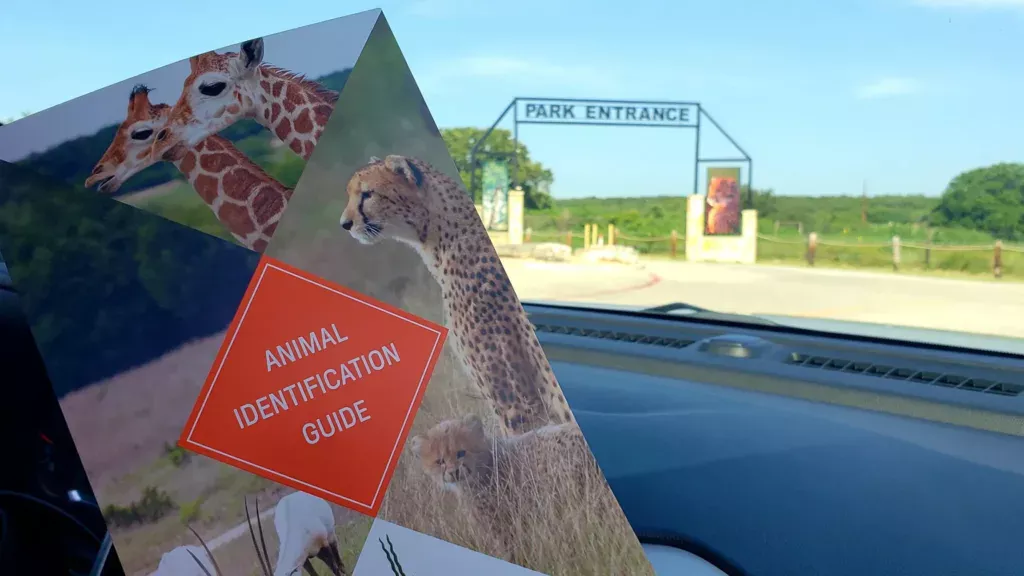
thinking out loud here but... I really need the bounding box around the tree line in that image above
[439,128,1023,242]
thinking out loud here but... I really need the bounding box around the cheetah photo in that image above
[261,26,656,572]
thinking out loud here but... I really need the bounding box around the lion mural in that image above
[705,176,742,235]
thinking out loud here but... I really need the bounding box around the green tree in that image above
[749,187,778,219]
[1,111,33,124]
[440,127,554,209]
[930,163,1024,240]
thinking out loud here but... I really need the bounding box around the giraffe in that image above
[150,37,338,163]
[87,84,293,253]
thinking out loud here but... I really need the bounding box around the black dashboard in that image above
[525,301,1024,576]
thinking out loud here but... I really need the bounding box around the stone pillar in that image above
[507,186,525,245]
[741,209,758,264]
[685,194,705,262]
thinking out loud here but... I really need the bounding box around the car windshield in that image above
[2,4,1022,358]
[439,8,1024,357]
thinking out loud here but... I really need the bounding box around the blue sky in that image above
[1,0,1022,198]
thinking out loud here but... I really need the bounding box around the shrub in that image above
[102,486,176,529]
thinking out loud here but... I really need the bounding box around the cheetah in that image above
[339,154,575,436]
[409,414,600,560]
[409,413,595,495]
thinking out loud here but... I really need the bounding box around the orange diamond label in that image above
[178,255,447,516]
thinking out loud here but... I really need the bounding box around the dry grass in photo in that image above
[379,352,654,576]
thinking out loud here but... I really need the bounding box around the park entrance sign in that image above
[472,97,759,264]
[519,99,698,127]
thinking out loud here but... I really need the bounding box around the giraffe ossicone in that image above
[150,37,338,164]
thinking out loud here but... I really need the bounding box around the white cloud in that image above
[911,0,1024,8]
[855,77,921,99]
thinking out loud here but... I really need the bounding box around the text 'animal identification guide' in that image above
[178,255,447,516]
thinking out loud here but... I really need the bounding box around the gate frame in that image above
[468,97,753,207]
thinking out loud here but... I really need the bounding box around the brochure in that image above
[0,9,655,575]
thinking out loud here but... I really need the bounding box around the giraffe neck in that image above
[171,135,293,253]
[251,66,337,161]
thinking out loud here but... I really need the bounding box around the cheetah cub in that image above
[409,413,600,524]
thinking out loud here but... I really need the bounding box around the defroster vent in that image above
[785,352,1024,397]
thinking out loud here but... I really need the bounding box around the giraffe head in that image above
[86,84,171,193]
[150,38,265,161]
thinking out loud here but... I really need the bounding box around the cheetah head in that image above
[340,155,429,246]
[409,413,494,492]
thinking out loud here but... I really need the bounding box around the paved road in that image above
[503,258,1024,345]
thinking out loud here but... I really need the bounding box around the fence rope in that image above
[615,233,672,242]
[756,234,806,245]
[529,229,1024,254]
[757,234,1024,253]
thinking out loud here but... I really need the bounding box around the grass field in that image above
[120,182,237,244]
[521,195,1024,281]
[121,184,1024,281]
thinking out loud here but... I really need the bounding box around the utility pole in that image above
[861,180,868,224]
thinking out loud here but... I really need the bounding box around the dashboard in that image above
[526,301,1024,576]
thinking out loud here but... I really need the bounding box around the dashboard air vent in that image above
[532,323,694,349]
[785,352,1024,397]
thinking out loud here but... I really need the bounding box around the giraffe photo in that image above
[87,84,293,252]
[0,21,360,252]
[0,13,375,575]
[83,36,340,252]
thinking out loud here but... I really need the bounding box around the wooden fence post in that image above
[892,235,901,272]
[670,230,678,258]
[925,229,934,269]
[608,224,615,246]
[525,227,532,243]
[583,224,591,249]
[806,232,818,266]
[566,230,572,247]
[995,240,1003,279]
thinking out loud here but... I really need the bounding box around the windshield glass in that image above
[1,3,1021,356]
[440,7,1024,355]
